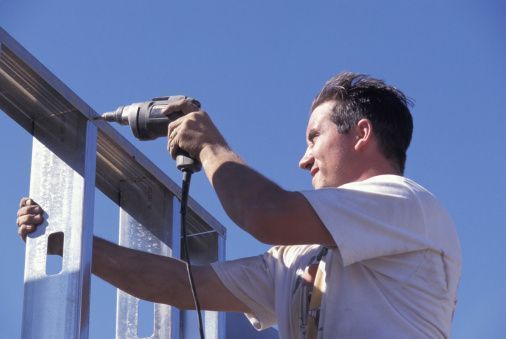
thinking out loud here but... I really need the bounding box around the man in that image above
[17,72,461,338]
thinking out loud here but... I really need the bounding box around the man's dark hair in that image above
[312,72,413,174]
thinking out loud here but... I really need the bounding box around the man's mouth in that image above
[310,167,319,177]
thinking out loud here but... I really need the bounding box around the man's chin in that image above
[312,179,326,189]
[312,174,343,189]
[313,177,344,189]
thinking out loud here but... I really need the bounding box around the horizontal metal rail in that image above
[0,27,225,240]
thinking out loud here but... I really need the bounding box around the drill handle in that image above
[141,97,203,173]
[176,150,202,173]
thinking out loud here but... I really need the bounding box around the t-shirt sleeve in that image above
[301,180,431,266]
[211,254,277,330]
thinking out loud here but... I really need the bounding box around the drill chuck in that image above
[101,108,129,125]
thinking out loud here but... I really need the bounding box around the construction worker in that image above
[17,72,461,338]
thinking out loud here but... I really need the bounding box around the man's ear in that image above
[354,119,373,151]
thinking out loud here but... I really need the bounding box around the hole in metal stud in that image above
[137,299,155,338]
[46,232,64,275]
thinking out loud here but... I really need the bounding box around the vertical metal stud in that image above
[204,232,226,339]
[22,121,97,339]
[115,179,175,339]
[217,235,227,339]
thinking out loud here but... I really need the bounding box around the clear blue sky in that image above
[0,1,505,338]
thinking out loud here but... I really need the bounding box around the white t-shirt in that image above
[212,175,462,338]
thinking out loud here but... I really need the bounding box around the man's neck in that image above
[350,158,401,184]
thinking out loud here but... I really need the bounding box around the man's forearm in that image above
[90,236,249,312]
[92,236,197,309]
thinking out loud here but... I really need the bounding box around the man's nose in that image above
[299,149,313,170]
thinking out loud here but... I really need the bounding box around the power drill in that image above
[101,95,202,173]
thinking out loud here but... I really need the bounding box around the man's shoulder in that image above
[342,174,429,194]
[335,174,445,209]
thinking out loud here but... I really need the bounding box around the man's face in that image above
[299,101,357,188]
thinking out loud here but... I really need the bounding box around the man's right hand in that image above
[16,197,44,242]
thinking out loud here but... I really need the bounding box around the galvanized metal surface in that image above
[0,26,228,338]
[115,179,174,339]
[182,217,226,339]
[22,121,97,339]
[216,235,227,338]
[204,232,227,339]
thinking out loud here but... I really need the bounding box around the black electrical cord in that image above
[180,169,205,339]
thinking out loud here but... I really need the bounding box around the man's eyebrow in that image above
[307,129,318,140]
